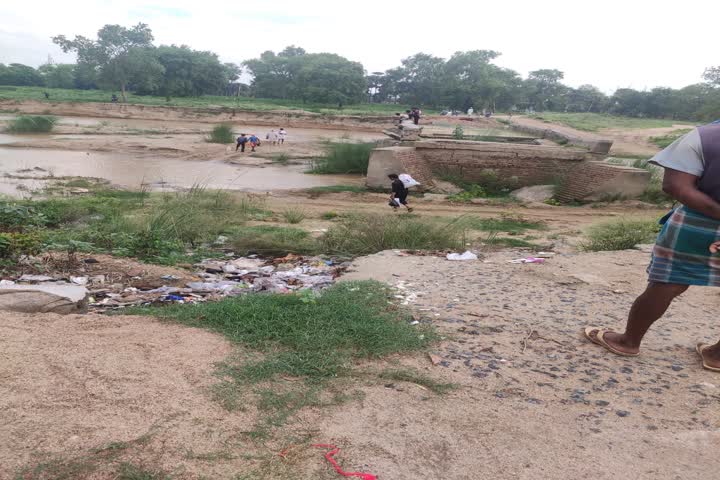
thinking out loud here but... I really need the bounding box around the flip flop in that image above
[696,343,720,372]
[583,327,640,357]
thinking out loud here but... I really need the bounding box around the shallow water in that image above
[0,147,362,197]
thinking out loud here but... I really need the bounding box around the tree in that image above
[243,47,366,104]
[0,63,44,86]
[526,69,567,111]
[38,63,76,89]
[703,66,720,87]
[566,85,607,113]
[53,23,160,101]
[150,45,238,97]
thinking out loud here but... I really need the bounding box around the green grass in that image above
[529,112,693,132]
[581,218,661,251]
[321,211,339,220]
[305,185,368,194]
[379,368,456,394]
[321,213,466,255]
[271,153,290,164]
[206,123,234,143]
[281,207,306,224]
[0,86,436,116]
[649,128,693,148]
[229,225,318,256]
[5,115,57,133]
[458,214,545,234]
[309,142,374,174]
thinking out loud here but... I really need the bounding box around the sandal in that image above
[583,327,640,357]
[696,343,720,372]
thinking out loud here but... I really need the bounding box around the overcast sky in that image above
[1,0,717,93]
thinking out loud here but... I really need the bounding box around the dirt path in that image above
[507,116,691,157]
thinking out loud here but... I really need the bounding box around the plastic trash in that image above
[508,257,545,264]
[446,251,478,261]
[399,173,421,188]
[164,294,185,302]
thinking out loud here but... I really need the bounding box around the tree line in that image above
[1,22,719,120]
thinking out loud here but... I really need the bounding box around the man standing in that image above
[585,124,720,371]
[388,174,413,213]
[278,128,287,144]
[236,133,248,152]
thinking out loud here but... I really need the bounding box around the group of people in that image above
[235,128,287,152]
[395,107,422,126]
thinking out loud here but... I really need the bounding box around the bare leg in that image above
[597,282,688,354]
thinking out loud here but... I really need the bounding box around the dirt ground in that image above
[1,102,713,479]
[506,115,690,157]
[3,250,720,479]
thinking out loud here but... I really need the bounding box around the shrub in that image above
[581,219,661,252]
[281,208,306,224]
[452,125,464,139]
[230,225,319,256]
[6,115,57,133]
[0,204,46,231]
[206,124,234,143]
[272,153,290,164]
[321,211,339,220]
[0,232,42,258]
[309,142,374,174]
[321,214,465,255]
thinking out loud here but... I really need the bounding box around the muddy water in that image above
[0,148,362,197]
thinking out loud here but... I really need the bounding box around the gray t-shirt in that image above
[649,128,704,177]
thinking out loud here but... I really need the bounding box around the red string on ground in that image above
[312,444,378,480]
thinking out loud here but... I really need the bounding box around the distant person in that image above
[43,91,50,100]
[278,128,287,144]
[111,94,118,103]
[467,107,474,115]
[267,129,278,145]
[411,107,421,125]
[236,133,248,152]
[388,174,413,213]
[248,134,260,152]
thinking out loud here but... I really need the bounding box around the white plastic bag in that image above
[399,173,420,188]
[446,251,478,261]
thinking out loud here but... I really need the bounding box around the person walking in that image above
[584,123,720,371]
[278,128,287,144]
[267,129,278,145]
[235,133,248,152]
[248,134,259,152]
[388,174,413,213]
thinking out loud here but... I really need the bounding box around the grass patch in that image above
[281,207,306,224]
[309,142,374,174]
[321,211,339,220]
[305,185,367,194]
[458,214,545,234]
[271,153,290,164]
[649,128,693,148]
[441,171,518,200]
[483,236,542,249]
[581,218,661,251]
[321,213,466,255]
[528,112,693,132]
[6,115,57,133]
[206,123,234,143]
[380,368,456,394]
[229,225,318,256]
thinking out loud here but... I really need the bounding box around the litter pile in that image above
[1,254,348,311]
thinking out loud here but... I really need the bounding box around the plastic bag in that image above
[399,174,420,188]
[446,251,478,261]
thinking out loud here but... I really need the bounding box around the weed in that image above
[581,218,661,251]
[321,214,466,255]
[379,368,457,394]
[649,128,693,148]
[458,214,545,234]
[6,115,57,133]
[116,463,171,480]
[281,207,306,224]
[321,211,339,220]
[309,142,374,174]
[271,153,290,164]
[229,225,318,256]
[452,125,464,139]
[206,123,234,143]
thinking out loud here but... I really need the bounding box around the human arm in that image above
[662,168,720,220]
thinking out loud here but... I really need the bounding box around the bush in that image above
[0,232,42,258]
[0,203,46,231]
[321,214,466,255]
[581,219,661,251]
[281,208,305,224]
[309,142,374,174]
[6,115,57,133]
[230,225,319,256]
[452,125,464,139]
[206,124,234,143]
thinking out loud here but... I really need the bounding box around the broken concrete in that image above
[0,284,88,314]
[511,185,556,203]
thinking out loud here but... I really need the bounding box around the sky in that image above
[0,0,717,93]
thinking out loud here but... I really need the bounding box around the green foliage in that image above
[321,211,339,220]
[206,123,234,143]
[582,219,661,251]
[530,112,693,132]
[281,207,305,224]
[271,153,289,164]
[650,128,693,148]
[0,63,44,86]
[452,125,464,139]
[0,232,42,258]
[321,214,466,255]
[448,185,487,202]
[6,115,57,133]
[229,225,318,256]
[459,214,545,234]
[129,281,432,381]
[309,142,374,174]
[244,46,366,104]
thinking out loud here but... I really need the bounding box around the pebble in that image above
[616,410,631,417]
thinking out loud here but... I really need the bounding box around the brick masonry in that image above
[554,161,650,202]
